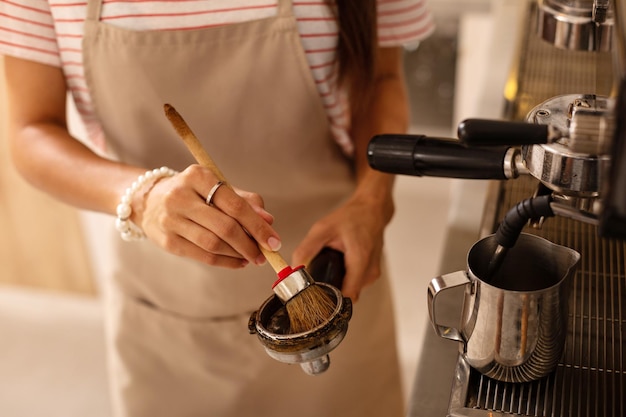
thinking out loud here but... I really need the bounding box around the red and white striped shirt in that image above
[0,0,434,154]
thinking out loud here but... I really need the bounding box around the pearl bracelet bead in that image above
[116,166,178,241]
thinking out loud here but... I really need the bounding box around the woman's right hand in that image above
[4,57,280,269]
[136,164,282,268]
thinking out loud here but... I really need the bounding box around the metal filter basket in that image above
[248,283,352,375]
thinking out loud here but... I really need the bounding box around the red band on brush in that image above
[272,265,305,288]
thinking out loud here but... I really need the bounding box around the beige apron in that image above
[83,0,403,415]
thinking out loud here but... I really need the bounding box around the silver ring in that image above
[205,181,225,206]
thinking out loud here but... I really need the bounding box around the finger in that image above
[250,205,275,225]
[349,244,385,301]
[363,249,383,287]
[176,216,243,259]
[187,206,266,264]
[231,189,274,224]
[235,189,265,209]
[160,232,249,269]
[292,223,336,267]
[340,244,379,302]
[292,241,326,269]
[341,256,366,302]
[204,180,225,207]
[202,182,281,252]
[150,179,264,264]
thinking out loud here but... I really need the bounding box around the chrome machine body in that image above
[368,0,626,415]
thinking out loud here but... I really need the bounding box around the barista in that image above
[0,0,435,416]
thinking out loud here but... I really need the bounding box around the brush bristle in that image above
[286,284,336,334]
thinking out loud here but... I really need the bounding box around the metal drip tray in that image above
[447,175,626,417]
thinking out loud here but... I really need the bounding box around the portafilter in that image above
[248,248,352,375]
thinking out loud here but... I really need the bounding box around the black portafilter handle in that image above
[308,247,345,290]
[367,134,511,180]
[457,118,550,146]
[495,195,555,248]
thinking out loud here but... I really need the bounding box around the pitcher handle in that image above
[427,271,470,343]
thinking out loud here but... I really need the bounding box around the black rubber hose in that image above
[495,195,555,248]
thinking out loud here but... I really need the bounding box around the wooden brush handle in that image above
[163,103,288,273]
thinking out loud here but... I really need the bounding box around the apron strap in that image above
[276,0,294,18]
[85,0,104,22]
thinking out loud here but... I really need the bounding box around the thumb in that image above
[292,238,326,268]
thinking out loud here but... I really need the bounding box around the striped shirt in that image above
[0,0,434,154]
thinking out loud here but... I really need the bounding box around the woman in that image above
[1,0,434,416]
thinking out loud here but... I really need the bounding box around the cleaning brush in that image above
[163,103,337,334]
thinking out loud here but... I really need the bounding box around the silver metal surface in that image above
[549,194,602,225]
[299,354,330,375]
[429,233,580,383]
[568,95,615,154]
[503,147,527,179]
[522,94,612,197]
[615,0,626,74]
[504,3,614,122]
[536,0,614,51]
[521,142,608,196]
[271,267,312,303]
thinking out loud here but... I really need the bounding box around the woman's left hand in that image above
[294,46,407,301]
[293,46,407,301]
[292,190,394,302]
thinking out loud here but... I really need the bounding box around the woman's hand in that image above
[4,57,281,270]
[136,164,282,269]
[292,46,407,301]
[292,187,394,301]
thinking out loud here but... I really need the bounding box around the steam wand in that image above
[486,195,555,280]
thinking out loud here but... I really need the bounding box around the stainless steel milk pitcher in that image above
[428,233,581,383]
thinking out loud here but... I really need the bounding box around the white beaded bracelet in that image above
[115,166,178,242]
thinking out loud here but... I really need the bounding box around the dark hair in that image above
[328,0,378,99]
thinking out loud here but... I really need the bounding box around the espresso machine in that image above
[369,0,626,415]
